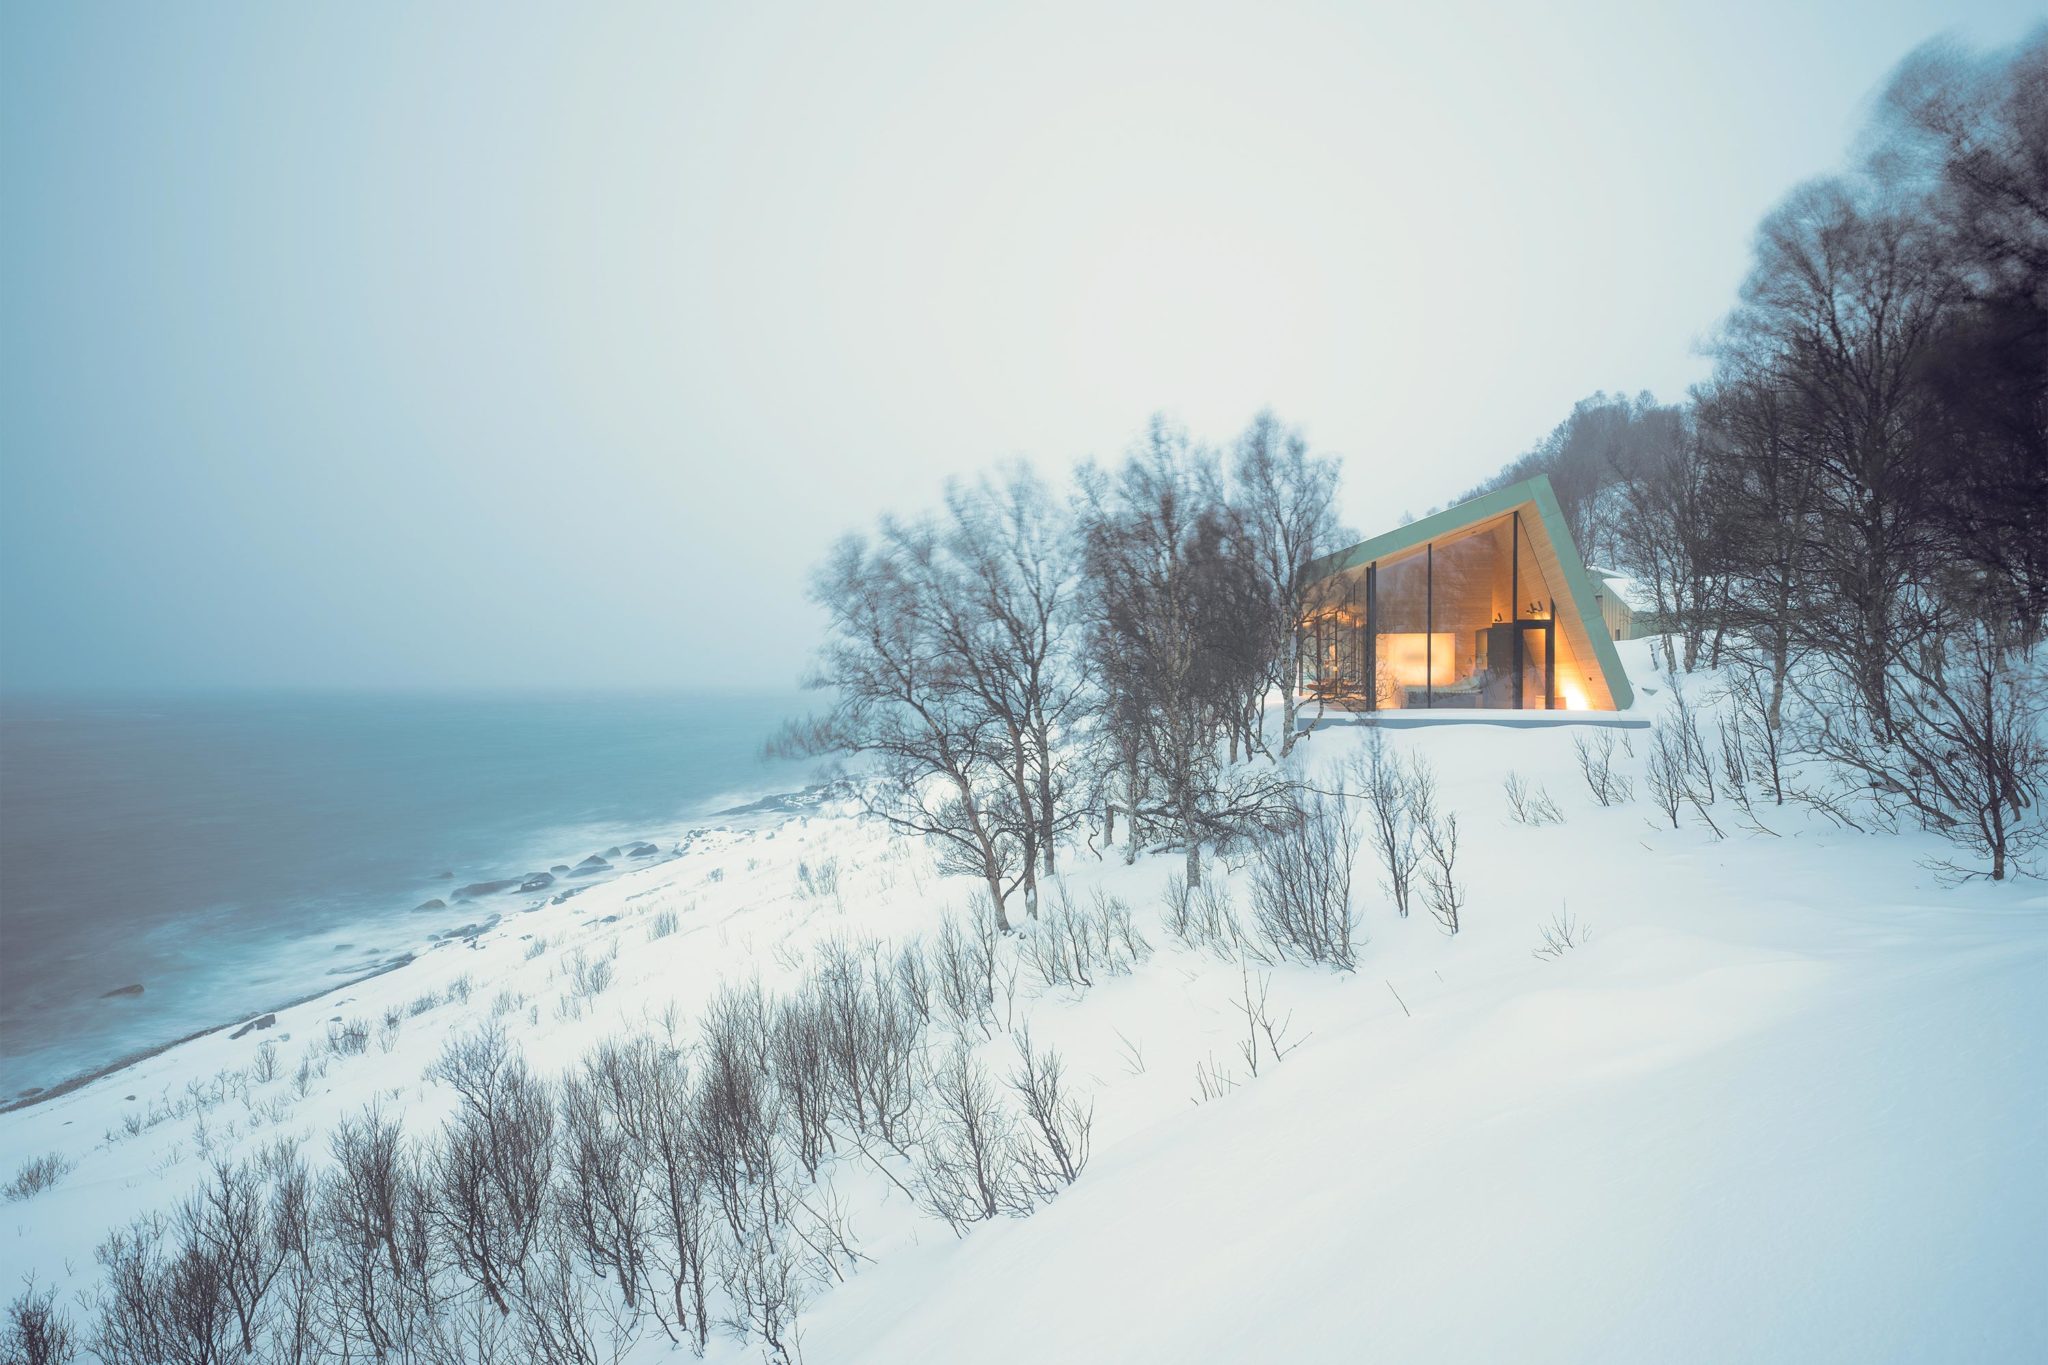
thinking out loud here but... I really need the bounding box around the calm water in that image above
[0,690,816,1100]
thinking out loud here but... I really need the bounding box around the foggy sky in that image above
[2,0,2037,691]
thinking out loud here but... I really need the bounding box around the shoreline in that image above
[0,952,421,1115]
[1,781,843,1114]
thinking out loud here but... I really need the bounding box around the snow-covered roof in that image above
[1586,566,1657,614]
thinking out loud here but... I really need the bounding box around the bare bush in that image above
[513,1225,644,1365]
[1503,772,1564,825]
[1231,965,1305,1078]
[690,983,784,1245]
[1532,908,1591,960]
[321,1103,441,1358]
[93,1144,310,1363]
[1799,629,2047,881]
[326,1017,371,1057]
[891,940,933,1024]
[1191,1055,1238,1103]
[916,1041,1035,1231]
[812,941,923,1146]
[1573,729,1634,805]
[795,857,842,906]
[429,1024,558,1316]
[559,1063,653,1317]
[1023,883,1150,989]
[1248,785,1358,969]
[1008,1027,1092,1191]
[590,1038,712,1353]
[1352,731,1424,917]
[647,907,680,941]
[1164,873,1249,956]
[91,1214,231,1365]
[249,1040,280,1085]
[377,1006,404,1054]
[931,901,999,1038]
[179,1152,295,1356]
[4,1153,73,1203]
[566,944,619,1001]
[1411,773,1464,936]
[290,1052,325,1100]
[2,1277,77,1365]
[1162,872,1194,940]
[718,1224,808,1365]
[1644,724,1687,828]
[770,987,833,1179]
[1718,662,1788,807]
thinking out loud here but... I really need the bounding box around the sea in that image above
[0,689,820,1102]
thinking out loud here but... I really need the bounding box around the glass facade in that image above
[1303,510,1595,711]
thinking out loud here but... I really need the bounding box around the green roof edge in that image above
[1301,473,1635,711]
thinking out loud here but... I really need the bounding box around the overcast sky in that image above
[1,0,2038,691]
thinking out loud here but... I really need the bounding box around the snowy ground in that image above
[4,640,2044,1362]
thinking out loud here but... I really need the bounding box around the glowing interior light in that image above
[1380,633,1456,686]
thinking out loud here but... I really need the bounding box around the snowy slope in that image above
[3,641,2043,1362]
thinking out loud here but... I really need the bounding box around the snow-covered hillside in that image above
[4,641,2044,1363]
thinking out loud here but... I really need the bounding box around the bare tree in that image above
[777,530,1031,928]
[1610,412,1724,673]
[937,468,1088,892]
[1227,412,1345,756]
[1075,418,1294,889]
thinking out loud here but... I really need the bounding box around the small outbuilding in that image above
[1300,473,1634,713]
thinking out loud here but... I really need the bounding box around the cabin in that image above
[1299,473,1634,714]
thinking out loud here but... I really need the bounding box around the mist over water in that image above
[0,689,816,1098]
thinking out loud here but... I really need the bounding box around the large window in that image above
[1302,510,1576,711]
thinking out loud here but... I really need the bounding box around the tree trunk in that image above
[1037,746,1058,878]
[983,873,1012,933]
[1280,680,1298,757]
[1123,755,1142,865]
[955,775,1011,932]
[1768,644,1788,729]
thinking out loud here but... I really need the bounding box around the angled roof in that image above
[1303,473,1635,710]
